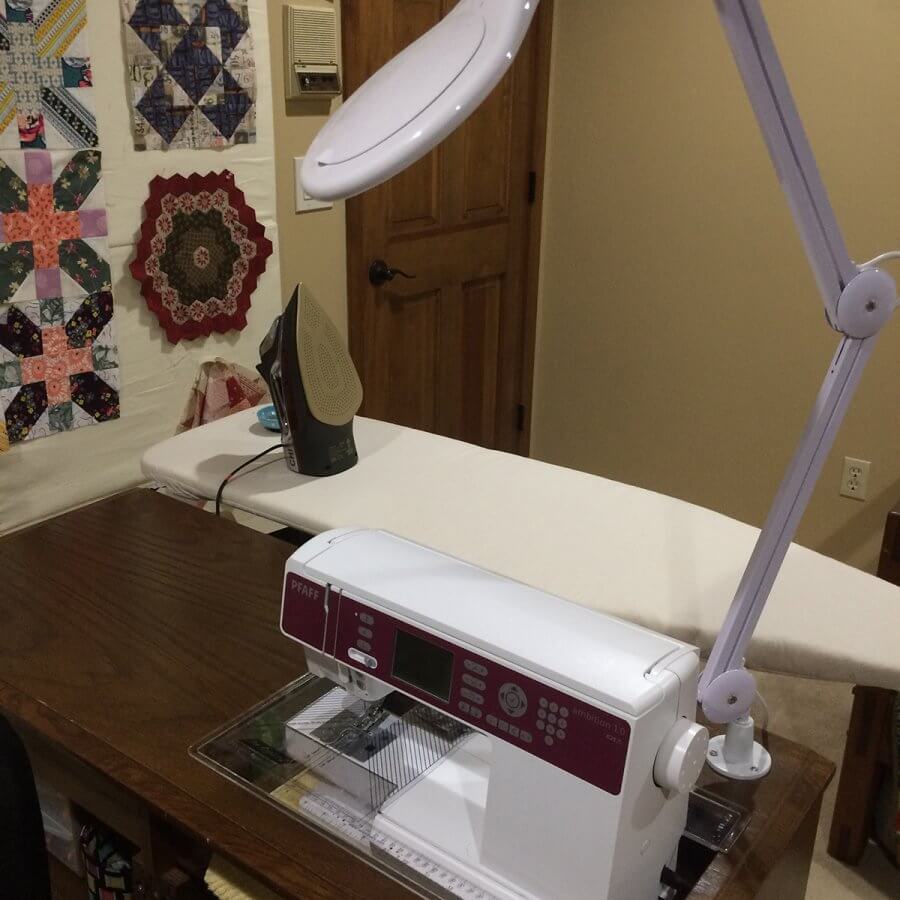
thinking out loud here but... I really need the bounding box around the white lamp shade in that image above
[301,0,540,201]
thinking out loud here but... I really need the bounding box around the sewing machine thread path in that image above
[280,528,708,900]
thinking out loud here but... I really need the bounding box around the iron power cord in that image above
[215,444,285,517]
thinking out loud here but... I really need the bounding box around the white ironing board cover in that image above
[142,410,900,691]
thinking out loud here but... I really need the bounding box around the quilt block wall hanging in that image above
[130,170,272,343]
[0,0,96,149]
[122,0,257,151]
[0,148,110,304]
[0,290,119,444]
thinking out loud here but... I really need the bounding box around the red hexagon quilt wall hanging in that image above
[130,170,272,344]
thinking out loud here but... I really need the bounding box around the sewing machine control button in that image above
[358,627,373,639]
[459,701,470,713]
[509,725,520,738]
[359,613,374,625]
[548,713,557,724]
[558,718,567,730]
[539,698,548,708]
[521,731,532,743]
[560,706,569,718]
[536,720,545,731]
[464,660,488,677]
[347,648,377,669]
[537,708,546,720]
[556,730,566,740]
[499,683,528,718]
[549,702,558,713]
[547,725,556,736]
[498,720,509,732]
[461,688,484,704]
[356,639,372,652]
[486,714,498,726]
[470,708,482,719]
[462,674,485,690]
[545,736,554,747]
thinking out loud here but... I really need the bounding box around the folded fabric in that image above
[177,358,269,433]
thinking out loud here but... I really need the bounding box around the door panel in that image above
[389,153,442,232]
[395,0,441,51]
[437,277,502,444]
[387,0,444,232]
[462,79,513,221]
[344,1,551,453]
[368,290,440,431]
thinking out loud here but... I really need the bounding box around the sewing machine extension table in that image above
[0,490,834,899]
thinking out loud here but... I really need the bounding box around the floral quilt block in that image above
[122,0,256,151]
[0,290,119,444]
[0,147,110,303]
[0,0,97,149]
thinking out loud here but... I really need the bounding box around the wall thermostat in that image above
[284,4,342,100]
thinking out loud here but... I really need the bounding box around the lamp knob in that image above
[654,719,709,795]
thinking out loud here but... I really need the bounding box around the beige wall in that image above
[266,0,349,336]
[532,0,900,573]
[262,0,900,573]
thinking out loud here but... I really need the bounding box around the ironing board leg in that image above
[827,685,896,865]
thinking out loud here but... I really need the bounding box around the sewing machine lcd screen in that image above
[393,629,454,702]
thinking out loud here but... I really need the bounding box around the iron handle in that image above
[369,259,417,287]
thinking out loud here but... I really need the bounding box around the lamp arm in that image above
[714,0,857,327]
[698,335,877,721]
[700,1,898,723]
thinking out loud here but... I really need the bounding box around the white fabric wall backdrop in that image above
[0,0,282,533]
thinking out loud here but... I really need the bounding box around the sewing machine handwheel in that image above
[654,719,709,795]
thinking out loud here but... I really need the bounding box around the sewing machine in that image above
[280,528,708,900]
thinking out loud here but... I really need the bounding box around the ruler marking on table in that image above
[299,794,502,900]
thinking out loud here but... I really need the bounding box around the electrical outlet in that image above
[840,457,871,501]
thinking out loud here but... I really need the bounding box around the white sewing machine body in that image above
[281,528,704,900]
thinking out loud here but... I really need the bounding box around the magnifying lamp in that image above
[301,0,536,201]
[302,0,898,780]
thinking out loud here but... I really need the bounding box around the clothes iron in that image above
[257,285,363,477]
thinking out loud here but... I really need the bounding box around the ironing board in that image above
[141,409,900,692]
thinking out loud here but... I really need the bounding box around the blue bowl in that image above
[257,404,281,433]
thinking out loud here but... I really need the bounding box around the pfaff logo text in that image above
[290,576,323,601]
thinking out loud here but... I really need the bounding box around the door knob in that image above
[369,259,417,287]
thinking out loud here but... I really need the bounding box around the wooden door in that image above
[343,0,552,453]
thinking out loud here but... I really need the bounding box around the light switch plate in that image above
[295,157,333,213]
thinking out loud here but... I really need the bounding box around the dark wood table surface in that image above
[0,490,835,900]
[0,489,416,900]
